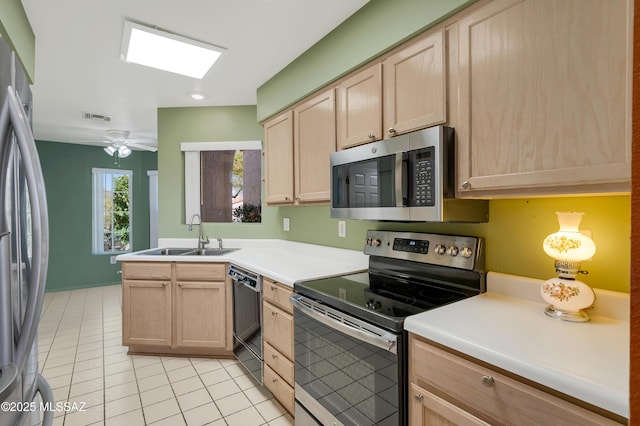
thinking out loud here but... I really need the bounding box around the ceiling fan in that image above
[101,129,157,158]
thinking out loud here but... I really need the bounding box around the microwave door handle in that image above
[395,152,407,207]
[402,152,409,206]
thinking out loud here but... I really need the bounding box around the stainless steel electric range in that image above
[291,230,485,426]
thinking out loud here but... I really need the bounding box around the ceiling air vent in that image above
[82,111,112,122]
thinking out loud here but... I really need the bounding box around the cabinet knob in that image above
[271,311,278,316]
[481,375,495,388]
[284,196,290,201]
[414,393,424,402]
[462,180,471,189]
[272,354,278,359]
[295,197,300,202]
[162,283,169,287]
[368,132,375,139]
[271,286,277,291]
[272,378,278,383]
[388,127,397,135]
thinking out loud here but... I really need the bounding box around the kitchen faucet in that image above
[188,214,209,249]
[217,237,223,250]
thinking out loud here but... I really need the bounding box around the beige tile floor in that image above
[37,285,293,426]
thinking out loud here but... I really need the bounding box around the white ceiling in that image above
[20,0,369,150]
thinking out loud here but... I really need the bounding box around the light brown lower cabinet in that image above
[409,333,626,426]
[262,278,295,414]
[122,262,233,357]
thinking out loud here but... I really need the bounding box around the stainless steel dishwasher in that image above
[229,264,263,384]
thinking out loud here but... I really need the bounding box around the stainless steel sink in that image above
[140,248,194,256]
[183,248,239,256]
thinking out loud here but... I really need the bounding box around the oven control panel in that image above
[364,230,483,270]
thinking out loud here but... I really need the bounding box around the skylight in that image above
[120,21,225,79]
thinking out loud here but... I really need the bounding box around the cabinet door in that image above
[263,301,294,360]
[175,281,227,349]
[383,29,446,137]
[336,63,382,149]
[410,383,489,426]
[456,0,631,196]
[264,110,295,204]
[293,88,336,203]
[122,280,172,347]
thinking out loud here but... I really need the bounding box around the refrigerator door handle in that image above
[0,231,8,239]
[4,86,49,373]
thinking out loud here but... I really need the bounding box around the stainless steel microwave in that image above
[330,126,488,222]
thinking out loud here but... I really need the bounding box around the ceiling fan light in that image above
[118,145,132,158]
[104,145,116,156]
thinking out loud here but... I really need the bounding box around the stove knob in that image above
[434,244,446,255]
[371,239,382,247]
[447,246,459,256]
[461,247,473,258]
[366,299,382,310]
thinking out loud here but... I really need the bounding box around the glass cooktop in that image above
[294,271,471,333]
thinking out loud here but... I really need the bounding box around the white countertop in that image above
[404,271,630,418]
[117,238,369,286]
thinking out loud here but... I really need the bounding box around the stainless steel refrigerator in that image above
[0,37,54,426]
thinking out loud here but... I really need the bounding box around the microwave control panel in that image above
[411,147,435,206]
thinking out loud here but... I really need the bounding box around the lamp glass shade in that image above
[104,145,116,156]
[117,145,132,158]
[542,212,596,262]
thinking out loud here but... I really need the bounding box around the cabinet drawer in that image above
[262,278,293,313]
[263,301,294,360]
[264,342,294,387]
[410,335,622,426]
[175,263,226,281]
[264,364,294,414]
[122,262,172,280]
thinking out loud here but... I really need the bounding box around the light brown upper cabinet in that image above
[383,29,446,138]
[263,110,295,204]
[293,88,336,203]
[336,63,383,150]
[455,0,631,197]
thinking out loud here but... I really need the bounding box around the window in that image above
[92,168,132,254]
[181,141,262,223]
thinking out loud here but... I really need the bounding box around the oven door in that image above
[291,295,403,426]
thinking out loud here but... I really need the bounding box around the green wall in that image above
[0,0,35,82]
[271,196,630,293]
[157,105,279,239]
[256,0,475,121]
[36,141,157,292]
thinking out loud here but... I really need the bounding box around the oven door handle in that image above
[291,295,397,354]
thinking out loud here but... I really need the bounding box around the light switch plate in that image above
[338,221,346,238]
[283,217,290,232]
[110,256,117,265]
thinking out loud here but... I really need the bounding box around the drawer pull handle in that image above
[414,393,424,402]
[481,375,495,388]
[272,378,278,383]
[271,286,277,291]
[271,311,278,316]
[272,354,278,359]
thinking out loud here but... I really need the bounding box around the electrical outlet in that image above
[338,221,346,238]
[110,256,117,265]
[283,217,290,232]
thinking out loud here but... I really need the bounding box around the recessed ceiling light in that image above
[120,20,225,79]
[189,92,206,101]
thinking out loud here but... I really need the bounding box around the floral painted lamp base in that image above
[541,277,596,322]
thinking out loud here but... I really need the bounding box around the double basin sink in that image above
[139,247,239,256]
